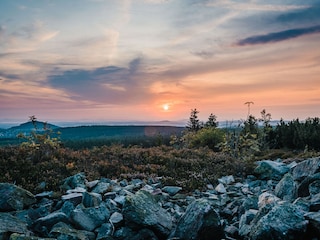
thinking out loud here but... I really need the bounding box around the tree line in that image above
[178,108,320,153]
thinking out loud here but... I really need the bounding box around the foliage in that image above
[270,117,320,150]
[0,144,255,193]
[181,127,225,151]
[16,116,61,162]
[186,108,203,132]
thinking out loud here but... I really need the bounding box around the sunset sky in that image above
[1,0,320,125]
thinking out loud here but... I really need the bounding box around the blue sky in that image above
[1,0,320,123]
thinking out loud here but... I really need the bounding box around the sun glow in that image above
[162,104,169,111]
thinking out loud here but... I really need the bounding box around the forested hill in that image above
[56,125,184,140]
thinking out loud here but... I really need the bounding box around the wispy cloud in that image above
[48,57,153,104]
[237,25,320,46]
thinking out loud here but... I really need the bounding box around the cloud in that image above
[48,58,152,104]
[237,25,320,46]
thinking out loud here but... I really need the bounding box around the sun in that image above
[162,104,170,111]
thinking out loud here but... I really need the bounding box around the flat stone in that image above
[0,183,36,211]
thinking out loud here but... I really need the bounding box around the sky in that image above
[0,0,320,125]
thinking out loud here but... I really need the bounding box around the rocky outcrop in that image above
[0,157,320,240]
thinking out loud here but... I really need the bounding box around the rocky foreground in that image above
[1,157,320,240]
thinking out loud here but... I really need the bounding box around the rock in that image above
[82,192,102,208]
[218,175,235,185]
[169,198,225,240]
[257,192,281,209]
[161,186,182,196]
[71,203,110,231]
[0,183,36,211]
[32,212,69,236]
[49,222,95,240]
[61,192,83,205]
[96,223,114,240]
[215,183,227,194]
[9,233,55,240]
[297,173,320,197]
[109,212,123,227]
[291,157,320,181]
[122,190,172,238]
[239,209,258,237]
[249,203,307,240]
[91,181,111,195]
[0,213,30,239]
[60,173,86,191]
[274,173,297,201]
[131,228,159,240]
[254,160,289,180]
[304,211,320,238]
[309,179,320,196]
[310,192,320,211]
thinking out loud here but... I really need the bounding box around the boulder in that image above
[239,209,258,237]
[0,213,29,239]
[161,186,182,196]
[254,160,289,180]
[71,203,110,231]
[0,183,36,211]
[274,173,297,201]
[310,192,320,211]
[291,157,320,181]
[49,222,95,240]
[96,223,114,240]
[9,233,55,240]
[169,198,225,240]
[297,173,320,197]
[249,203,307,240]
[82,192,102,208]
[32,212,69,236]
[304,211,320,238]
[122,190,172,238]
[60,173,86,191]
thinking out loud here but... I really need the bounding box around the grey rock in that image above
[310,192,320,211]
[249,203,307,240]
[61,192,83,205]
[103,192,116,200]
[82,192,102,208]
[161,186,182,196]
[291,157,320,181]
[9,233,55,240]
[32,212,69,236]
[60,173,87,191]
[215,183,227,194]
[304,211,320,238]
[218,175,235,185]
[0,213,29,239]
[96,223,114,240]
[254,160,289,180]
[109,212,123,227]
[49,222,95,240]
[131,228,159,240]
[274,173,297,201]
[297,172,320,197]
[169,198,225,240]
[309,179,320,196]
[92,182,111,195]
[257,192,281,209]
[0,183,36,211]
[71,203,110,231]
[122,190,172,238]
[239,209,258,237]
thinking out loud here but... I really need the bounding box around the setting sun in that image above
[163,104,169,111]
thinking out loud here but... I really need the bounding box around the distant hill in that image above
[9,121,59,131]
[0,121,184,141]
[56,125,184,140]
